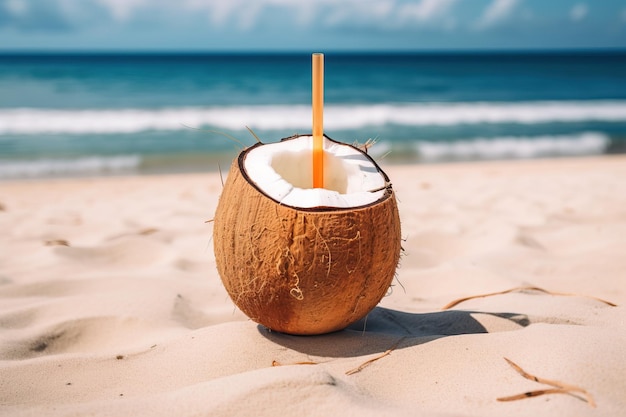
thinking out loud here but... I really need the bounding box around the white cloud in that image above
[399,0,459,23]
[292,2,317,26]
[5,0,29,15]
[183,0,306,29]
[1,0,100,30]
[0,0,461,35]
[312,0,396,25]
[369,1,394,20]
[237,2,264,30]
[475,0,519,29]
[179,0,457,30]
[570,3,587,22]
[324,0,396,27]
[96,0,137,21]
[184,0,237,27]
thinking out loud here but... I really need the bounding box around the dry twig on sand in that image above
[272,360,318,367]
[442,286,616,310]
[272,337,405,375]
[270,337,406,376]
[345,337,406,376]
[44,239,70,247]
[498,357,596,407]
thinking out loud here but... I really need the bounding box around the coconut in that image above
[213,134,401,335]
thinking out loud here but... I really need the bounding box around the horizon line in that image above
[1,47,626,56]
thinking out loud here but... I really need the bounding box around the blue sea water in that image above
[1,51,626,179]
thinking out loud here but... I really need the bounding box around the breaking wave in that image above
[0,155,141,179]
[0,132,613,179]
[1,101,626,135]
[415,132,610,161]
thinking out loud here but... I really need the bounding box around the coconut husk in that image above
[213,135,402,335]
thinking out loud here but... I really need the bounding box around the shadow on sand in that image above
[259,306,530,358]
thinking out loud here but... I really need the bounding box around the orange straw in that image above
[312,53,324,189]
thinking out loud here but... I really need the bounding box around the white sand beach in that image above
[1,155,625,416]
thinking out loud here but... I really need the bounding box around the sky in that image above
[0,0,625,52]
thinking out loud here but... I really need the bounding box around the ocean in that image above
[1,51,626,179]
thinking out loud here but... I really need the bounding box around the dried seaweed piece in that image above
[271,360,318,367]
[345,337,405,376]
[442,286,616,310]
[498,357,596,408]
[44,239,70,247]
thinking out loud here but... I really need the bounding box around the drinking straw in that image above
[312,53,324,189]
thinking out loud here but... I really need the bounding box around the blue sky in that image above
[1,0,625,51]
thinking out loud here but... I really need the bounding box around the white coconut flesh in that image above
[243,135,388,208]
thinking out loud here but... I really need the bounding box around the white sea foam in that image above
[1,101,626,135]
[0,155,141,179]
[416,132,610,161]
[0,133,611,179]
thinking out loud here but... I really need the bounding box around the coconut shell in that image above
[213,135,401,335]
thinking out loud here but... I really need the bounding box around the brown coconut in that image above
[213,134,401,335]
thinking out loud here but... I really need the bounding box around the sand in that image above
[1,155,625,416]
